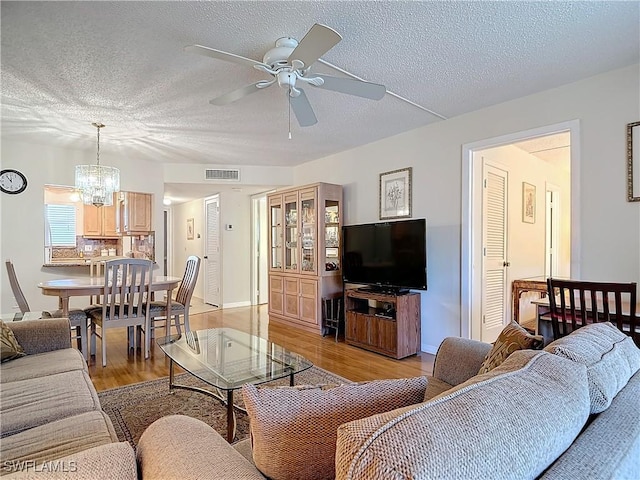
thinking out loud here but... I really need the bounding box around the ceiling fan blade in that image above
[314,75,387,100]
[209,82,267,106]
[185,45,267,69]
[288,24,342,68]
[290,89,317,127]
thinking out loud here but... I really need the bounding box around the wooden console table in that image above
[511,277,548,324]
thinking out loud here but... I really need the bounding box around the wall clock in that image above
[0,169,28,194]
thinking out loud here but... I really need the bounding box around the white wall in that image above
[171,199,206,301]
[293,64,640,353]
[169,190,252,307]
[0,140,165,312]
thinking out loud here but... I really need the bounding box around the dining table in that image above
[38,275,182,317]
[531,295,640,345]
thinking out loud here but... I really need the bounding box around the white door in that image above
[481,162,509,342]
[204,195,221,306]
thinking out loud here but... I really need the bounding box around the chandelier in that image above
[75,122,120,207]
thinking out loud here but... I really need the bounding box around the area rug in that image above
[98,366,350,448]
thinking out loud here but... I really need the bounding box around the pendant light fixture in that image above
[75,122,120,207]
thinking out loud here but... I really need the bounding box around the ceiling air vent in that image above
[205,168,240,181]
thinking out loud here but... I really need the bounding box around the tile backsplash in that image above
[50,234,155,261]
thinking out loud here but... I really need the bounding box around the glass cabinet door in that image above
[284,194,299,271]
[324,200,340,272]
[269,197,282,270]
[300,193,316,274]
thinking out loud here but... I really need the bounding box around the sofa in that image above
[0,319,137,479]
[136,322,640,480]
[2,319,639,479]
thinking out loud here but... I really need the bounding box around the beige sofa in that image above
[2,319,639,479]
[0,319,137,479]
[137,323,640,480]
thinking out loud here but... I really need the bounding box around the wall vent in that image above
[205,168,240,181]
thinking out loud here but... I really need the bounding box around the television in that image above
[342,218,427,292]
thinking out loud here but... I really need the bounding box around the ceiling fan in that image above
[185,24,387,127]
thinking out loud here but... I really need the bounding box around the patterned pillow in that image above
[1,320,25,363]
[242,376,428,480]
[478,321,544,374]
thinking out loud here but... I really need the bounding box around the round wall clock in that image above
[0,169,28,194]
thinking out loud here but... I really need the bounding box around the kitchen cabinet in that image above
[117,192,152,234]
[83,194,118,237]
[267,182,342,334]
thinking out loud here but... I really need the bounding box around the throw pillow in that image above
[1,320,25,363]
[544,322,640,413]
[242,376,428,480]
[478,321,544,374]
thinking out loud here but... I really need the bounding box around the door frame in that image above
[250,192,269,305]
[461,119,581,340]
[545,182,562,278]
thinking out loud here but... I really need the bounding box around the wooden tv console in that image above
[344,288,421,359]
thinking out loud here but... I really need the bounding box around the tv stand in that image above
[357,286,410,295]
[344,288,421,359]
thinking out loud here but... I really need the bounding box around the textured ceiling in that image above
[2,1,639,169]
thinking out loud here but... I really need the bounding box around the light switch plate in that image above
[84,245,93,252]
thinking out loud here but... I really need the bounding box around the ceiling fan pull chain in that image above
[288,90,292,140]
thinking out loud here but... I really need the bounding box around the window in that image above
[45,204,77,247]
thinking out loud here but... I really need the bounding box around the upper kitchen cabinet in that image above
[116,192,152,234]
[83,194,118,238]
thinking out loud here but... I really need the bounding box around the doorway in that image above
[461,120,579,342]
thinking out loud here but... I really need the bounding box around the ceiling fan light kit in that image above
[186,23,387,129]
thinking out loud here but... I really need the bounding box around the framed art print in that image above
[522,182,535,224]
[379,167,412,220]
[187,218,195,240]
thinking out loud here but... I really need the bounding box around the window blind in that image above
[45,204,77,247]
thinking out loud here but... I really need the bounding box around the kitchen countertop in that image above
[43,259,91,267]
[43,258,156,267]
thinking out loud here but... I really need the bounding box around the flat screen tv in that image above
[342,218,427,292]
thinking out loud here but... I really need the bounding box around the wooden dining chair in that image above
[5,258,90,360]
[546,278,638,345]
[88,255,127,304]
[86,258,154,367]
[146,255,201,337]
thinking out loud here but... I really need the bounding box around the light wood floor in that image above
[86,304,435,392]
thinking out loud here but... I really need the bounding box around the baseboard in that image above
[422,343,439,355]
[222,300,251,309]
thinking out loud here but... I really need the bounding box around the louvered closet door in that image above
[205,196,221,307]
[482,163,509,343]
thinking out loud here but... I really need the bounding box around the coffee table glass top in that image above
[156,328,313,390]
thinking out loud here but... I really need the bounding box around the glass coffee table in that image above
[156,327,313,442]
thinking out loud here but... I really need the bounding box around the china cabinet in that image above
[268,182,343,333]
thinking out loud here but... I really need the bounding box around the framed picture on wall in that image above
[379,167,412,220]
[522,182,536,224]
[187,218,194,240]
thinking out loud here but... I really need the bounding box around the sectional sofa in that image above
[0,318,136,479]
[137,322,640,480]
[1,318,639,479]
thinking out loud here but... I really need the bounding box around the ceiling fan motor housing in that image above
[262,37,298,68]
